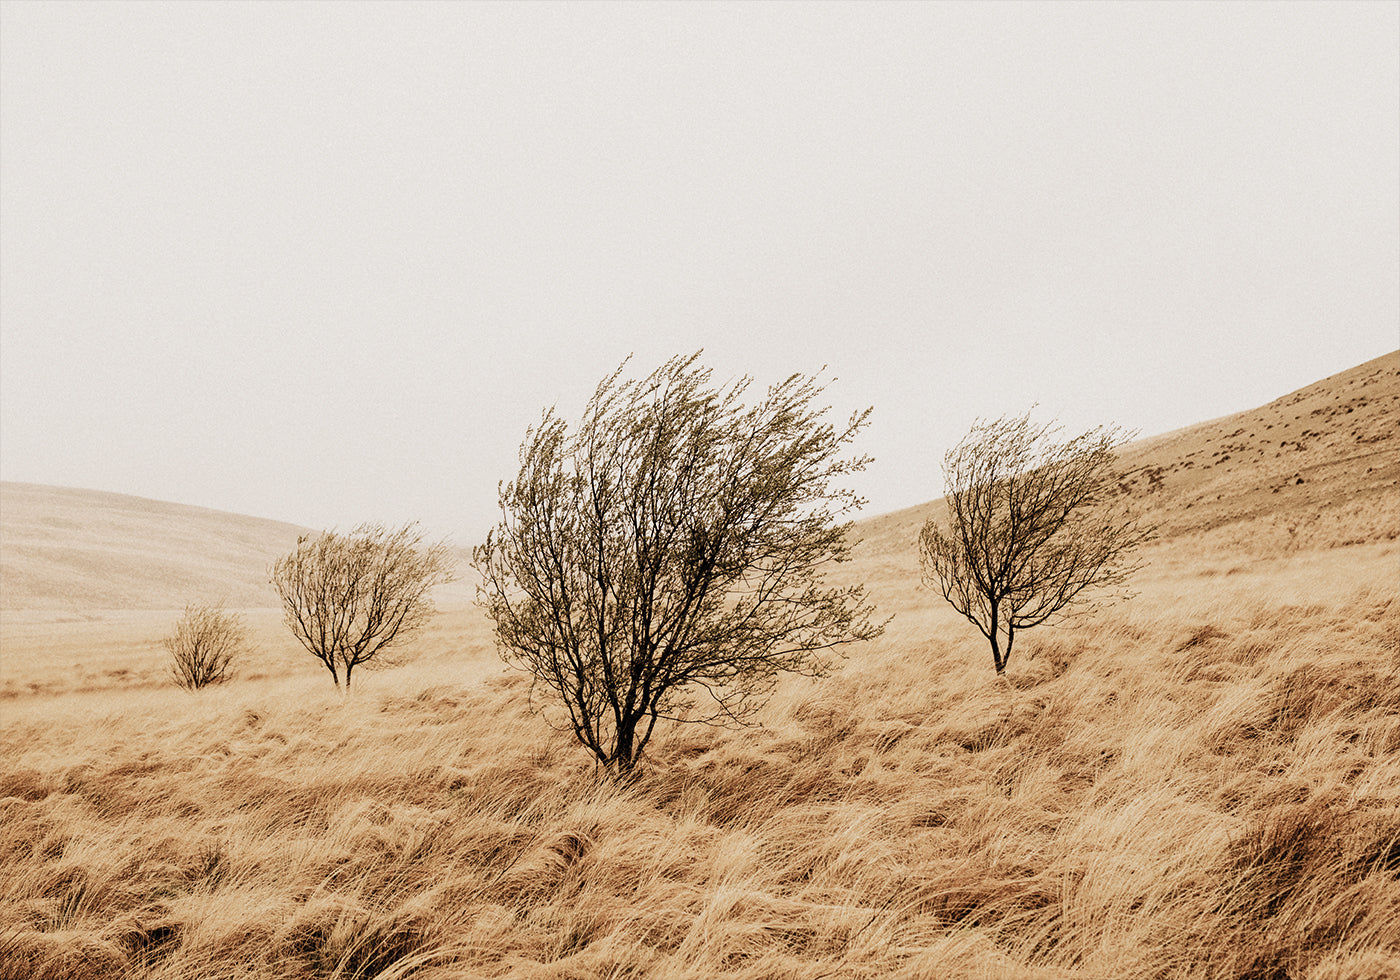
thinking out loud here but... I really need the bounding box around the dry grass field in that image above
[2,353,1397,979]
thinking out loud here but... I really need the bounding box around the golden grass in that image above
[2,352,1397,977]
[3,529,1397,979]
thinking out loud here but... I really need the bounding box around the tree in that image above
[918,412,1154,675]
[165,601,244,690]
[474,353,886,776]
[271,524,455,691]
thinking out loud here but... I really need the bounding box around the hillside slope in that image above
[847,350,1400,595]
[1111,349,1399,547]
[2,353,1396,980]
[0,483,311,611]
[4,351,1395,620]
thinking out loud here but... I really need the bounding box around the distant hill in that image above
[0,484,311,611]
[1107,350,1399,542]
[849,350,1400,584]
[4,352,1395,615]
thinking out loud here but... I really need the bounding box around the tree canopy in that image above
[271,523,455,691]
[919,412,1154,674]
[474,353,885,775]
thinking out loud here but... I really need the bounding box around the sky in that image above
[2,1,1397,543]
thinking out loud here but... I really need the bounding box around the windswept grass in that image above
[4,353,1398,976]
[2,533,1397,979]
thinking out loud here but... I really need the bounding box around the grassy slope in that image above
[0,483,312,612]
[0,485,476,699]
[1,353,1397,979]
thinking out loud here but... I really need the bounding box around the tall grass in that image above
[2,530,1398,978]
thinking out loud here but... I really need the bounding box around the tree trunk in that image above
[988,597,1006,674]
[989,632,1006,675]
[610,726,636,777]
[599,713,649,781]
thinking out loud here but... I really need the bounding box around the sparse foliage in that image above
[165,601,244,690]
[919,412,1154,674]
[474,353,885,776]
[271,523,455,691]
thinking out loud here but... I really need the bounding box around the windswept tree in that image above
[919,412,1154,675]
[271,524,455,691]
[474,353,886,776]
[165,601,245,690]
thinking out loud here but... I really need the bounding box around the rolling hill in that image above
[2,350,1396,618]
[1,352,1397,980]
[849,350,1399,590]
[0,483,311,611]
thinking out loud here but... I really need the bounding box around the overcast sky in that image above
[2,1,1396,541]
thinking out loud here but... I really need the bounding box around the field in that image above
[2,353,1398,979]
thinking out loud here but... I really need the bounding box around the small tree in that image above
[165,601,244,690]
[918,412,1154,675]
[271,523,455,691]
[474,353,886,777]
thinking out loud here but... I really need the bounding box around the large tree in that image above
[271,523,455,691]
[474,353,885,776]
[919,413,1154,675]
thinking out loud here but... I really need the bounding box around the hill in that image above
[847,350,1399,595]
[0,483,311,612]
[1110,349,1399,547]
[1,353,1397,979]
[4,351,1395,619]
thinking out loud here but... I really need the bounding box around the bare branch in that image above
[165,602,245,690]
[270,524,456,692]
[919,411,1156,675]
[474,353,886,776]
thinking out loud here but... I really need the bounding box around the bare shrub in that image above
[270,523,455,692]
[475,353,886,776]
[164,602,244,690]
[919,412,1155,674]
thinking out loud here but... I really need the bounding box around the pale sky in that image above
[2,1,1397,542]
